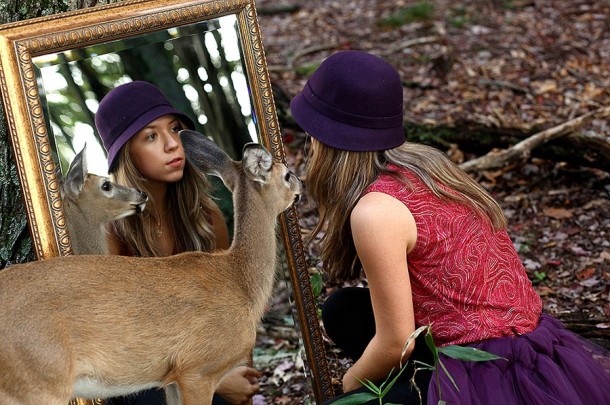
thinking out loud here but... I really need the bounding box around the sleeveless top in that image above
[365,166,542,347]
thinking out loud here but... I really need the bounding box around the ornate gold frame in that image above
[0,0,333,402]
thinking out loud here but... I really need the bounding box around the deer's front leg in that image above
[175,374,216,405]
[164,383,182,405]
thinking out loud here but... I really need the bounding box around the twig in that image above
[381,35,440,55]
[477,79,531,94]
[565,67,610,89]
[289,43,342,68]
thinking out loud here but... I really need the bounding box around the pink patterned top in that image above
[365,166,542,347]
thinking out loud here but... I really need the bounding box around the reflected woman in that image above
[96,81,261,405]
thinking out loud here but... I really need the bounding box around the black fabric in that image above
[321,287,433,405]
[105,389,230,405]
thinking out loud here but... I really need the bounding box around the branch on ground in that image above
[459,106,610,173]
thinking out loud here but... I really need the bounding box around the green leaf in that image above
[309,271,324,298]
[438,358,459,392]
[438,345,506,362]
[424,329,440,364]
[330,392,379,405]
[380,366,407,397]
[356,377,381,395]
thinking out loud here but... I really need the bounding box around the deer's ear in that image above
[64,144,88,196]
[181,130,231,172]
[242,143,273,184]
[180,129,237,187]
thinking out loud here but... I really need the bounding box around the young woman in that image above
[290,50,610,404]
[95,81,261,405]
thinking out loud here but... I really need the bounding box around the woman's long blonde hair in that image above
[109,142,217,256]
[306,139,507,282]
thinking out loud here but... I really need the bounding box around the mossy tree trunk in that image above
[0,0,122,269]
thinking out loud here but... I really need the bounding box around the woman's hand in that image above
[216,366,262,405]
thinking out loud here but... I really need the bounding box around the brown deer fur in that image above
[0,131,302,405]
[59,145,148,255]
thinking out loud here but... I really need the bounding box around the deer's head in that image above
[59,145,148,222]
[180,130,302,214]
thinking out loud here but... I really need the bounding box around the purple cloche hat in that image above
[290,51,405,151]
[95,81,195,171]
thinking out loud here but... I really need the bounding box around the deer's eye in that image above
[101,181,112,192]
[284,172,292,182]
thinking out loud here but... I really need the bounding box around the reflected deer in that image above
[59,145,148,255]
[0,131,302,405]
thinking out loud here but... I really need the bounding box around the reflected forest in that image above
[35,15,256,177]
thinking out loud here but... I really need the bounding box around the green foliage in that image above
[296,62,322,76]
[332,325,505,405]
[516,233,536,254]
[448,6,470,28]
[532,270,547,285]
[380,2,435,28]
[501,1,517,10]
[310,270,324,298]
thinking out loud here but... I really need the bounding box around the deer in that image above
[0,130,302,405]
[59,145,148,255]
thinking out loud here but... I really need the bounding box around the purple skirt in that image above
[427,314,610,404]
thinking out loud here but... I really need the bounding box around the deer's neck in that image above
[64,204,109,255]
[229,182,278,319]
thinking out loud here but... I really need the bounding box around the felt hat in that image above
[290,51,405,151]
[95,81,195,170]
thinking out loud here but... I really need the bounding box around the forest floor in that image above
[251,1,610,403]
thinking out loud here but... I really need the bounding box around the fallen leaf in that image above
[543,207,573,219]
[531,80,557,94]
[576,267,596,280]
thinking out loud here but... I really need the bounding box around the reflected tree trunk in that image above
[0,3,123,258]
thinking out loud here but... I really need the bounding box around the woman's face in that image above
[128,114,186,184]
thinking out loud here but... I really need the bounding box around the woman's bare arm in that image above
[342,191,418,392]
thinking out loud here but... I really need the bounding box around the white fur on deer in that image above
[59,145,148,255]
[0,132,302,405]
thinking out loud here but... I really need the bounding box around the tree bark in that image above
[0,0,122,269]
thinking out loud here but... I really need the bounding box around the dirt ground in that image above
[252,1,610,403]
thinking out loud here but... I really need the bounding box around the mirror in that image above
[0,0,333,403]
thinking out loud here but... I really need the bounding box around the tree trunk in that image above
[0,1,122,269]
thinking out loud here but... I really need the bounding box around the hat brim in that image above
[290,91,405,152]
[107,105,195,171]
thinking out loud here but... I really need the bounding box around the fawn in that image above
[0,131,302,404]
[59,145,148,255]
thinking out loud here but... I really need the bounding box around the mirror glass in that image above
[33,15,256,176]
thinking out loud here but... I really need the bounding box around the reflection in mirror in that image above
[34,15,256,177]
